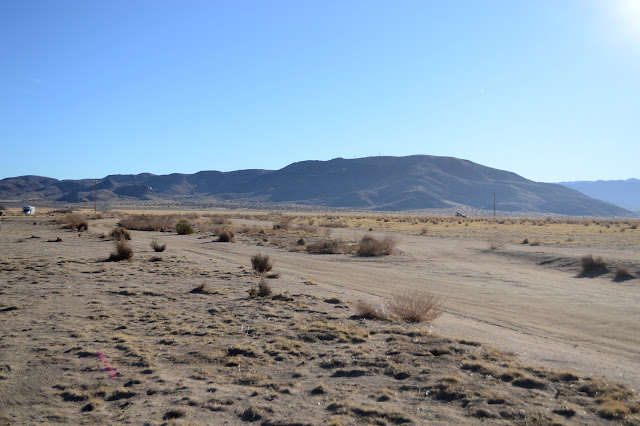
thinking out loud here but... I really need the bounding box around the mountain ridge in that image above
[0,155,633,217]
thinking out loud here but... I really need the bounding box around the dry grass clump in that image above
[614,266,633,281]
[110,227,131,240]
[119,214,175,232]
[248,278,272,298]
[108,239,133,261]
[175,219,194,235]
[150,239,166,252]
[306,239,343,254]
[207,214,231,225]
[354,301,387,320]
[387,290,442,323]
[579,254,607,274]
[251,253,273,274]
[272,217,291,230]
[356,234,397,256]
[216,227,236,243]
[59,213,89,231]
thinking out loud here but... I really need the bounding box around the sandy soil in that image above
[1,214,639,424]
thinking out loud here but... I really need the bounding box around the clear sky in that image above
[2,0,639,183]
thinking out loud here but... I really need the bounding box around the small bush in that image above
[109,240,133,261]
[150,239,166,252]
[251,253,273,274]
[306,239,343,254]
[387,290,442,323]
[296,237,306,246]
[217,227,236,243]
[248,278,272,298]
[208,215,231,225]
[354,301,387,320]
[119,214,175,232]
[59,213,89,231]
[111,227,131,241]
[176,219,194,235]
[614,266,633,281]
[580,254,607,274]
[521,238,529,244]
[356,234,397,256]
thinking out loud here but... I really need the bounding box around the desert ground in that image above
[1,210,639,425]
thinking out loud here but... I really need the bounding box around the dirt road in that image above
[86,218,640,389]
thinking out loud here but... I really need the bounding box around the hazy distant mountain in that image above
[560,179,640,212]
[0,155,632,217]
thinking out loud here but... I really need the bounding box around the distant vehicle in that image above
[455,212,468,218]
[22,206,35,215]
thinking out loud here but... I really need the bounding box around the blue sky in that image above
[2,0,639,182]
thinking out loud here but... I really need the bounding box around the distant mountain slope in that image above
[560,179,640,212]
[0,155,632,217]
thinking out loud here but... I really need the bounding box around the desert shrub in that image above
[356,234,397,256]
[272,217,291,230]
[580,254,607,274]
[119,214,175,232]
[0,205,6,210]
[217,227,236,243]
[251,253,273,274]
[248,278,272,298]
[354,301,387,320]
[306,239,343,254]
[387,290,442,323]
[614,266,633,281]
[208,214,231,225]
[150,239,166,252]
[59,213,89,231]
[176,219,194,235]
[110,227,131,241]
[296,237,306,246]
[420,227,428,235]
[109,239,133,261]
[521,238,529,244]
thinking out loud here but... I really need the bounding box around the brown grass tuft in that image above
[217,227,236,243]
[251,253,273,274]
[354,301,387,320]
[109,239,133,261]
[580,254,607,274]
[387,290,442,323]
[356,234,397,256]
[110,227,131,241]
[614,266,633,281]
[306,239,343,254]
[150,239,166,252]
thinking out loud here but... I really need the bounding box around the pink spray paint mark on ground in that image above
[96,351,118,380]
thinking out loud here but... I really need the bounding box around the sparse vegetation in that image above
[176,219,194,235]
[306,239,343,254]
[109,239,133,261]
[59,213,89,231]
[217,227,236,243]
[354,301,387,320]
[251,253,273,274]
[614,266,633,281]
[580,254,607,274]
[110,227,131,240]
[487,236,505,250]
[387,290,442,323]
[119,214,175,232]
[356,234,397,256]
[150,239,166,252]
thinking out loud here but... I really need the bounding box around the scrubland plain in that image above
[1,209,639,424]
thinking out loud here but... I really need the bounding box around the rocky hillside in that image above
[0,155,632,217]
